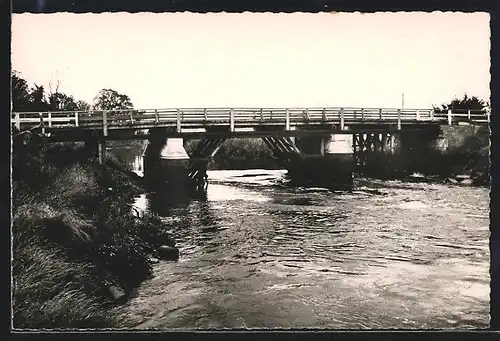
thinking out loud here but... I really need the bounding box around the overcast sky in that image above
[11,12,490,109]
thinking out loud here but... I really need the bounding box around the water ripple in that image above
[123,169,490,330]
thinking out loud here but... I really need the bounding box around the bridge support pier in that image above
[97,141,106,165]
[143,130,190,191]
[321,134,354,185]
[83,134,106,164]
[261,136,301,171]
[353,132,404,178]
[187,137,226,197]
[290,133,354,187]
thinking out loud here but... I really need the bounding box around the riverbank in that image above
[12,134,178,329]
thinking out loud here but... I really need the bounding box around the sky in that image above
[11,12,490,109]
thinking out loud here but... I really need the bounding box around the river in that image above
[118,157,490,330]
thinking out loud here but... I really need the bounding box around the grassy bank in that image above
[12,132,175,329]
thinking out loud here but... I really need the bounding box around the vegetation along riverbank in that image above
[12,133,179,328]
[11,72,179,329]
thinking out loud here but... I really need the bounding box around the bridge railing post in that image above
[176,109,181,133]
[397,109,401,130]
[416,109,420,120]
[154,109,159,124]
[15,112,20,130]
[430,109,435,120]
[487,110,491,124]
[102,110,108,136]
[467,109,471,121]
[361,108,365,121]
[285,108,290,131]
[75,111,79,127]
[447,109,452,125]
[47,111,52,127]
[203,108,207,121]
[340,108,345,130]
[230,108,235,132]
[379,108,382,120]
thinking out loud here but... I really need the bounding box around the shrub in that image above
[46,164,99,207]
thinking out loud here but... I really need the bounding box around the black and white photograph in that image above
[10,8,491,331]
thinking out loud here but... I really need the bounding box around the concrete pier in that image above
[322,134,354,185]
[143,133,190,188]
[160,138,190,187]
[291,133,354,187]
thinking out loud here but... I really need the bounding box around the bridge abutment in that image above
[353,126,455,178]
[398,127,448,176]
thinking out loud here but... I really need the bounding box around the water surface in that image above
[120,169,490,330]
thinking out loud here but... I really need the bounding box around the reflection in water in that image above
[147,188,192,215]
[122,167,490,330]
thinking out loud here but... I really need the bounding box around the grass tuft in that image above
[13,239,115,329]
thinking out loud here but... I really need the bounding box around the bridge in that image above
[11,107,490,194]
[11,107,490,139]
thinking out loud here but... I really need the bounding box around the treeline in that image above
[432,93,489,113]
[12,71,137,113]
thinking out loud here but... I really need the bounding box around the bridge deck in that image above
[12,107,490,139]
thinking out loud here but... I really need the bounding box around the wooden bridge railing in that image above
[11,107,491,134]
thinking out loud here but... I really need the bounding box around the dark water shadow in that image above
[146,187,194,216]
[233,173,273,178]
[145,190,222,238]
[268,177,354,194]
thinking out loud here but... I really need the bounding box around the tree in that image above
[92,88,141,142]
[28,85,50,112]
[11,71,50,112]
[93,89,134,114]
[45,78,79,112]
[11,71,31,112]
[48,92,79,111]
[434,93,489,113]
[92,88,144,129]
[76,100,91,112]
